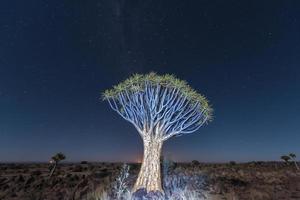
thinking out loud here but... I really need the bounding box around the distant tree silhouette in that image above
[191,160,200,166]
[49,152,66,177]
[289,153,299,170]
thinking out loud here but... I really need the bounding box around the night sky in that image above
[1,1,300,162]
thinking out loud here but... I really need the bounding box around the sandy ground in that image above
[0,162,300,200]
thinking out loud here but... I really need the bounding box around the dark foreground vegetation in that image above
[0,162,300,200]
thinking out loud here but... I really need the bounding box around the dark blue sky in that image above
[1,1,300,162]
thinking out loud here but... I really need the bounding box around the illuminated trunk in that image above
[291,158,300,170]
[133,136,163,192]
[49,162,57,177]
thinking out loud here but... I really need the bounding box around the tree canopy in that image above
[103,72,213,121]
[52,152,66,162]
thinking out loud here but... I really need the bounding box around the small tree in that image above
[49,152,66,177]
[103,73,212,192]
[289,153,299,170]
[281,155,291,165]
[191,160,200,166]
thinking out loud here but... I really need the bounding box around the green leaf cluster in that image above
[102,72,213,120]
[52,152,66,162]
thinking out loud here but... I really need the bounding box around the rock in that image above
[132,189,164,200]
[132,188,147,200]
[145,190,164,199]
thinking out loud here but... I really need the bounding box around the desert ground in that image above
[0,162,300,200]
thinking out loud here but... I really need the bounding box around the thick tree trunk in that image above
[49,163,57,177]
[292,159,300,170]
[133,137,163,192]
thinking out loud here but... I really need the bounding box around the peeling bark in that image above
[133,136,163,192]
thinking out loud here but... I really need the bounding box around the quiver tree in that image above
[289,153,299,170]
[103,73,212,192]
[281,155,291,165]
[49,152,66,177]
